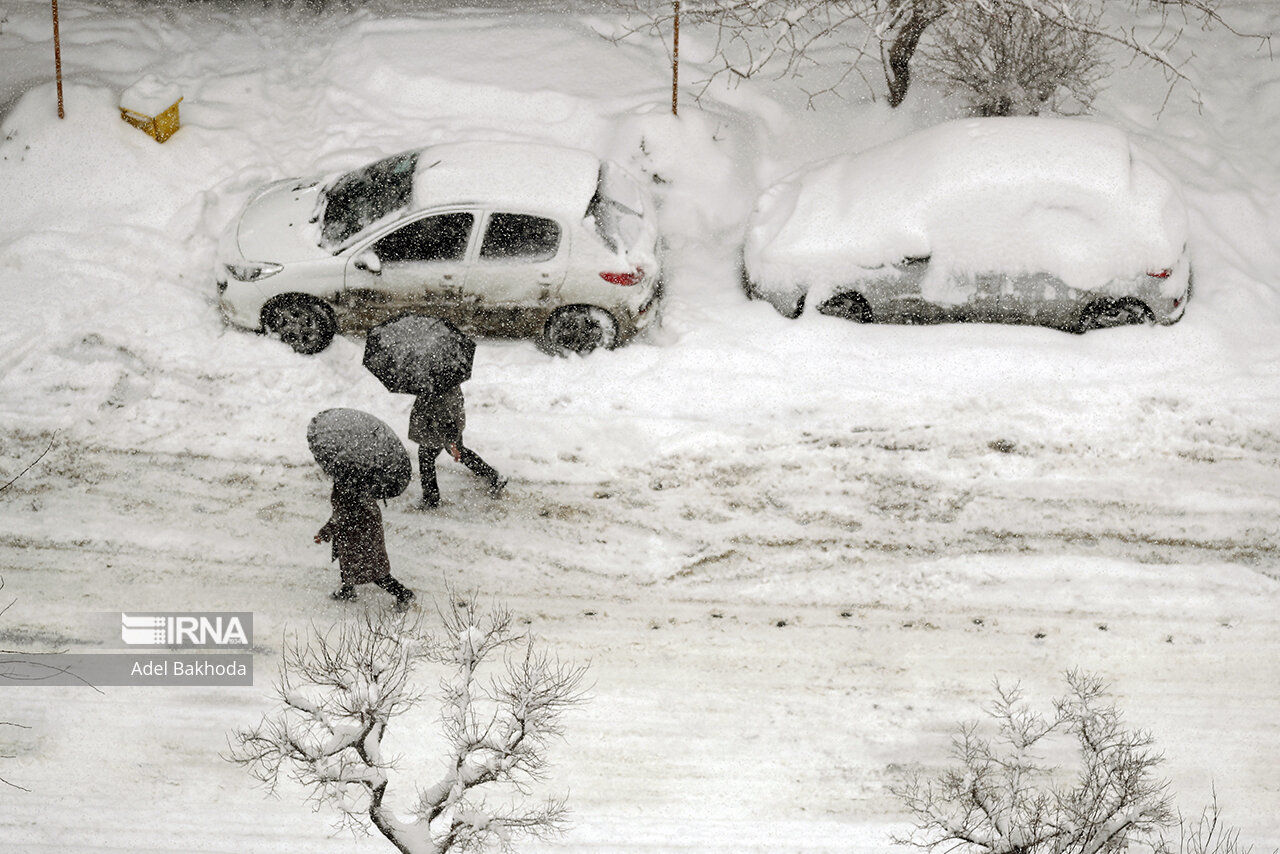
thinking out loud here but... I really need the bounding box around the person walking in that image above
[314,480,415,608]
[409,384,507,508]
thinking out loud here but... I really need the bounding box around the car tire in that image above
[544,306,618,355]
[263,297,337,354]
[817,290,873,323]
[1075,297,1154,334]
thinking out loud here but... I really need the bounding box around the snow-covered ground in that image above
[0,0,1277,850]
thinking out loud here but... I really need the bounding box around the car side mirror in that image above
[354,250,382,275]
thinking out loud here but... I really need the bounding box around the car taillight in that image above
[600,267,644,286]
[1147,268,1172,279]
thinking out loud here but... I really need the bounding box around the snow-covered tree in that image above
[1164,794,1265,854]
[893,671,1173,854]
[893,671,1265,854]
[920,1,1108,115]
[614,0,884,106]
[228,598,588,853]
[615,0,1268,110]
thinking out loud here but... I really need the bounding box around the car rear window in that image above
[321,151,419,248]
[585,162,644,253]
[479,213,560,262]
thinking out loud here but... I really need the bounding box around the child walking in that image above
[314,480,415,608]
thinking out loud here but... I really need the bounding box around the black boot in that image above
[376,576,416,610]
[458,446,501,493]
[330,584,357,602]
[488,475,508,498]
[418,446,441,507]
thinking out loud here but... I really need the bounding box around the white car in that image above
[216,141,662,354]
[743,117,1192,333]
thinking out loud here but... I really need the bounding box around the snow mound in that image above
[745,117,1190,305]
[119,75,182,118]
[411,141,601,224]
[605,104,763,246]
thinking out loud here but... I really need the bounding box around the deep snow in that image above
[0,0,1277,851]
[744,116,1190,306]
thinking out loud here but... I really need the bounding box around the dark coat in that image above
[316,485,391,586]
[408,386,465,449]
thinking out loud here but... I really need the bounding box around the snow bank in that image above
[119,75,182,118]
[411,141,601,224]
[0,10,767,464]
[1,2,1279,851]
[604,103,763,247]
[745,117,1190,305]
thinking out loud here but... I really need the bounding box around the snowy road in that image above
[1,0,1279,849]
[0,427,1277,851]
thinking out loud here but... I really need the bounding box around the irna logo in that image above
[120,612,252,648]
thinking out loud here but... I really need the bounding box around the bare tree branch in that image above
[228,594,588,854]
[0,435,56,495]
[892,671,1272,854]
[892,671,1173,854]
[610,0,1271,111]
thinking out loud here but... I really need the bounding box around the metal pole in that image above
[51,0,64,118]
[671,0,679,116]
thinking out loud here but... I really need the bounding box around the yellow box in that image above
[120,98,182,143]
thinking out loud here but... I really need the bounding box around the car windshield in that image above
[320,150,419,249]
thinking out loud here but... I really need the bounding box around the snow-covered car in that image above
[216,141,662,354]
[742,117,1192,333]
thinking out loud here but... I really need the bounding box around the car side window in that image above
[373,213,474,264]
[479,213,560,262]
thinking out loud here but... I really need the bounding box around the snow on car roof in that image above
[410,141,601,222]
[745,117,1189,303]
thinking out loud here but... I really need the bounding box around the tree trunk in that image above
[884,4,939,108]
[369,784,415,854]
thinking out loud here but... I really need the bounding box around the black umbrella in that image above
[363,315,475,397]
[307,408,411,500]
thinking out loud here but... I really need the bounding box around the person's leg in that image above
[457,445,500,485]
[418,445,442,506]
[331,565,358,601]
[375,576,415,606]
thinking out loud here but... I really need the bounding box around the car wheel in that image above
[264,298,336,354]
[817,291,873,323]
[1075,297,1154,333]
[544,306,618,355]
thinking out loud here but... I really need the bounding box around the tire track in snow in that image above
[3,424,1276,600]
[0,433,1277,850]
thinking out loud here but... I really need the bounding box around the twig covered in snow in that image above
[611,0,1270,110]
[227,595,588,854]
[893,670,1173,854]
[1159,791,1272,854]
[920,0,1109,115]
[0,578,31,793]
[610,0,882,107]
[892,671,1272,854]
